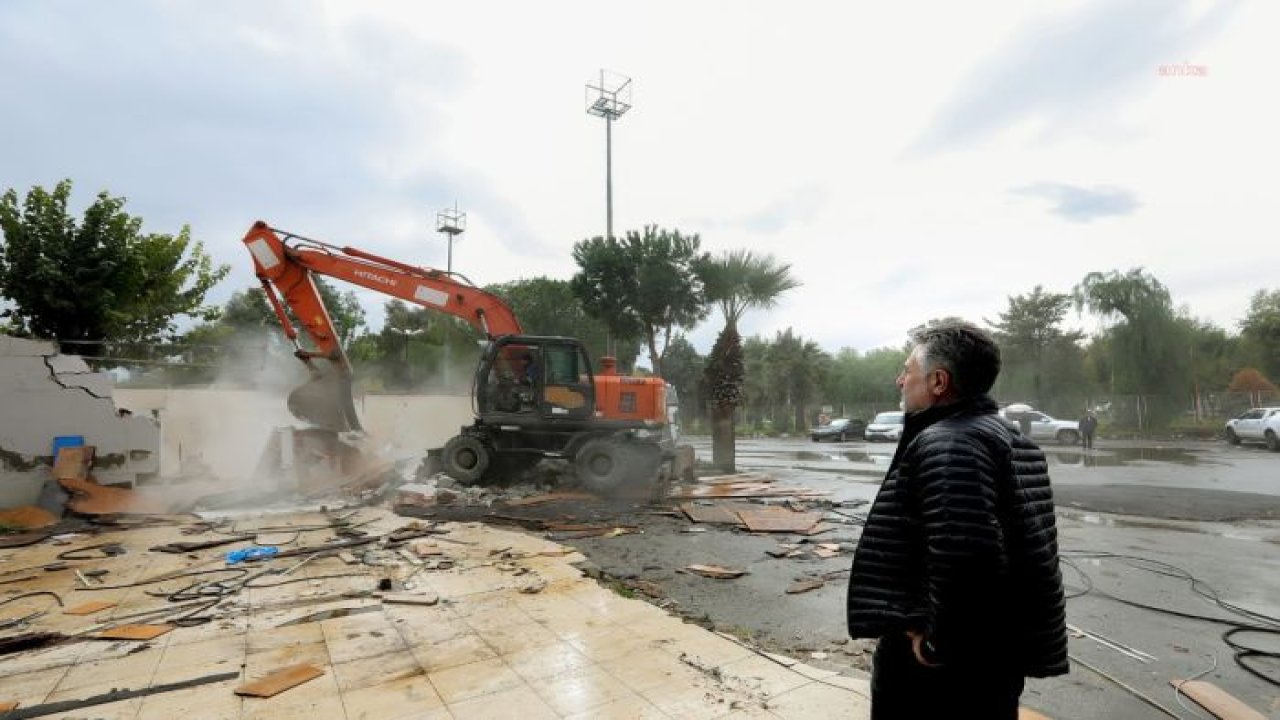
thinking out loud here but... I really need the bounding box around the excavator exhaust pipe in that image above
[287,369,363,433]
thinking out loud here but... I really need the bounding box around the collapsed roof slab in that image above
[0,335,159,507]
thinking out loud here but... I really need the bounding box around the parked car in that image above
[810,417,866,442]
[864,411,905,442]
[999,408,1080,445]
[1224,407,1280,451]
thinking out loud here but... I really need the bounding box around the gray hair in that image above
[909,320,1001,398]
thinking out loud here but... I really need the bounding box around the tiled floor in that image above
[0,509,872,718]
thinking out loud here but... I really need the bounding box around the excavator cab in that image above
[476,336,595,422]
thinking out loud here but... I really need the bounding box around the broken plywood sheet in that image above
[97,624,174,640]
[1169,679,1266,720]
[685,564,747,579]
[696,472,775,485]
[669,482,830,500]
[235,663,325,698]
[0,506,58,529]
[679,501,756,525]
[59,476,171,515]
[502,491,598,507]
[786,579,825,594]
[64,601,117,616]
[736,507,823,533]
[52,446,94,481]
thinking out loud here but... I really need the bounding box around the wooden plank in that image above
[1169,679,1266,720]
[0,701,18,712]
[1018,710,1052,720]
[679,502,747,525]
[685,564,747,579]
[235,663,325,698]
[97,624,173,640]
[53,446,94,480]
[379,592,440,606]
[698,472,774,485]
[503,492,597,506]
[736,508,822,533]
[786,579,824,594]
[64,601,117,616]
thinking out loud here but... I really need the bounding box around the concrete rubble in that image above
[0,337,159,508]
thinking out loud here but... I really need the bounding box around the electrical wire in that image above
[1061,550,1280,687]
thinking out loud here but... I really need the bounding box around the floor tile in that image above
[427,656,524,704]
[446,684,558,720]
[531,664,639,716]
[765,682,872,719]
[136,676,243,719]
[600,646,706,693]
[472,617,561,656]
[333,650,424,691]
[504,640,596,683]
[716,655,812,700]
[340,673,446,720]
[410,631,499,673]
[564,693,670,720]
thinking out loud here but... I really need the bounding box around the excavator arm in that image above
[242,221,523,431]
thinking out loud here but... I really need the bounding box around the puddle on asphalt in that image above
[771,450,895,464]
[1044,447,1218,467]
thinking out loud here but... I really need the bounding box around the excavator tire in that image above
[442,435,491,485]
[575,438,629,494]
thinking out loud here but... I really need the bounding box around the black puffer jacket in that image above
[846,395,1068,677]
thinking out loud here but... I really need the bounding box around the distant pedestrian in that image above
[1080,410,1098,450]
[846,320,1068,719]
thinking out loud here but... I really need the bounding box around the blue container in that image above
[52,435,85,456]
[226,546,280,564]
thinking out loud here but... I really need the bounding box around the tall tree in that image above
[1073,268,1189,428]
[699,250,799,471]
[571,226,710,376]
[0,180,228,353]
[1239,289,1280,380]
[486,276,637,371]
[987,286,1083,409]
[768,328,831,432]
[660,335,705,428]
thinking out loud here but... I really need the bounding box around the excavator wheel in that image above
[442,435,491,485]
[575,439,627,494]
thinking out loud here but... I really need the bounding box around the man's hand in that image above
[906,630,941,667]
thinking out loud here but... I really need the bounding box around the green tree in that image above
[988,286,1083,408]
[823,346,908,417]
[0,180,228,353]
[1239,289,1280,380]
[699,250,799,471]
[571,226,710,376]
[768,328,831,432]
[1073,268,1189,428]
[660,335,705,429]
[486,276,637,371]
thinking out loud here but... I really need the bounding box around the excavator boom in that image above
[242,221,523,430]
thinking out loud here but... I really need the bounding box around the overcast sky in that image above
[1,0,1273,355]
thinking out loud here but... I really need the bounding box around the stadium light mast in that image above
[585,69,632,241]
[436,202,466,274]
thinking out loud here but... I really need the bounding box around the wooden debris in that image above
[52,446,94,480]
[1169,679,1266,720]
[0,701,17,712]
[97,624,174,641]
[786,579,825,594]
[812,546,840,559]
[697,472,775,485]
[1017,709,1053,720]
[235,663,325,698]
[64,601,116,616]
[0,506,58,530]
[736,507,823,534]
[798,522,838,536]
[502,492,597,506]
[685,564,747,579]
[669,483,829,500]
[59,476,170,515]
[679,502,746,525]
[379,592,440,606]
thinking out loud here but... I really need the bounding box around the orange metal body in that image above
[242,221,666,425]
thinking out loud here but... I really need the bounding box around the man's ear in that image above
[930,368,951,397]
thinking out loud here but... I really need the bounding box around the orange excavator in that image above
[242,221,673,492]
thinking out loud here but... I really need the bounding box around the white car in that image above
[1225,407,1280,451]
[864,411,905,442]
[1000,408,1080,445]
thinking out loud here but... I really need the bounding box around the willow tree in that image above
[700,250,799,471]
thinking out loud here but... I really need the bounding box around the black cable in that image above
[1061,550,1280,687]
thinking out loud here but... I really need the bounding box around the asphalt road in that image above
[570,436,1280,719]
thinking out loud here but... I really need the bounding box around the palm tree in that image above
[700,250,800,472]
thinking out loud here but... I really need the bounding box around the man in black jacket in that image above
[847,321,1068,719]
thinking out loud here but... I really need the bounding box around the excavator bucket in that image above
[287,370,363,433]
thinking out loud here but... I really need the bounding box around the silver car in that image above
[864,411,905,442]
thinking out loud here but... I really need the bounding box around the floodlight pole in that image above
[435,203,466,389]
[586,70,632,241]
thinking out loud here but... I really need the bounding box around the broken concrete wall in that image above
[0,336,160,507]
[113,388,472,480]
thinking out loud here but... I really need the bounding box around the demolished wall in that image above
[0,335,159,507]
